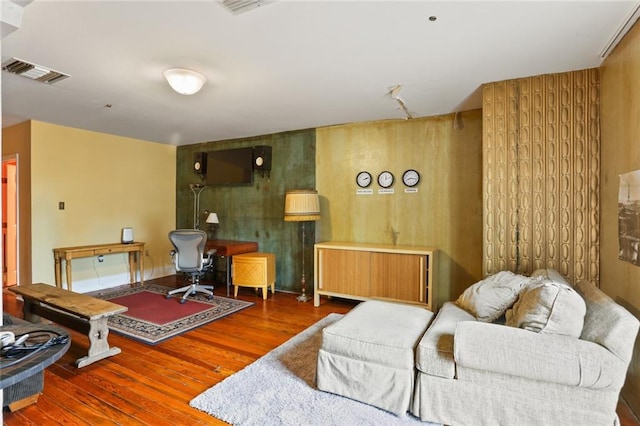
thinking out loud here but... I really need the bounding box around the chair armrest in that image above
[454,321,626,389]
[203,249,216,268]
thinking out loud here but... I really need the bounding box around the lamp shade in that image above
[163,68,206,95]
[284,190,320,222]
[205,212,219,224]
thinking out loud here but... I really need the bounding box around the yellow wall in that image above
[29,121,177,291]
[600,21,640,413]
[2,121,32,286]
[316,110,484,306]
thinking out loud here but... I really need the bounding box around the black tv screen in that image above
[205,147,253,186]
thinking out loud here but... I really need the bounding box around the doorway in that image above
[2,156,18,287]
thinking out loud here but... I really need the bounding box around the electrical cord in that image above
[0,330,70,369]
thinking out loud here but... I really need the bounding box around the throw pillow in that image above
[530,268,571,287]
[505,279,586,338]
[456,271,530,322]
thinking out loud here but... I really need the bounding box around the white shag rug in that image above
[190,313,436,426]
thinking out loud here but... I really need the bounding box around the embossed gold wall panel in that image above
[483,69,600,285]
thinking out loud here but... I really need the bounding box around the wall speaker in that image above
[253,145,272,171]
[194,152,207,174]
[121,227,134,244]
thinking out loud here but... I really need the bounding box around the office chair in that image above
[166,229,217,304]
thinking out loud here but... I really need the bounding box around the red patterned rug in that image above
[88,284,253,345]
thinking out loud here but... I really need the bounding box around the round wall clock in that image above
[402,169,421,187]
[356,171,372,188]
[377,171,394,188]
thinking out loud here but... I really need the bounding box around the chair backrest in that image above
[168,229,208,273]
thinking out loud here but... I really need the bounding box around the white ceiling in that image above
[2,0,639,146]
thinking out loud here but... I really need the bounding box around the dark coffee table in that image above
[1,318,70,411]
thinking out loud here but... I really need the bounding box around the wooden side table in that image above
[231,252,276,300]
[53,242,145,291]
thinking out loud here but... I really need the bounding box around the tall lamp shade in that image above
[284,190,320,222]
[284,189,320,303]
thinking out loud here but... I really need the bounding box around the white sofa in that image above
[411,271,639,425]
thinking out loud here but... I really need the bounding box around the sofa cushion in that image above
[456,271,530,322]
[575,280,640,363]
[506,279,586,338]
[415,302,475,378]
[530,268,571,286]
[320,300,433,369]
[317,300,434,416]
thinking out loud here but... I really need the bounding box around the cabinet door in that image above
[233,258,266,285]
[317,248,370,297]
[369,253,424,303]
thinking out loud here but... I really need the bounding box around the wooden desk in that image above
[205,240,258,296]
[53,242,145,291]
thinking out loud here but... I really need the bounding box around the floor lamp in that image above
[190,183,206,229]
[284,189,320,302]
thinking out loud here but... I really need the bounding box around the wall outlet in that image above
[98,255,104,262]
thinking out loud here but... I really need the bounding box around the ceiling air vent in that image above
[219,0,275,15]
[2,57,69,84]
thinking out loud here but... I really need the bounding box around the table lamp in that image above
[205,212,219,239]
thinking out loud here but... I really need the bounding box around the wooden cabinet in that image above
[314,242,437,310]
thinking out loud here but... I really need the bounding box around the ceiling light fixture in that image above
[163,68,206,95]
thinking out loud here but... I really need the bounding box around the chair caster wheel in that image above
[180,299,187,304]
[207,295,213,300]
[166,294,171,299]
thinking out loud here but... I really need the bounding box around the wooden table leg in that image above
[54,257,62,288]
[128,251,135,284]
[21,299,41,323]
[226,256,231,296]
[75,317,121,368]
[65,256,73,291]
[139,248,144,285]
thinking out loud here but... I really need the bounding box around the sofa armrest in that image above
[454,321,626,389]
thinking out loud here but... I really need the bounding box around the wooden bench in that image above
[9,283,127,368]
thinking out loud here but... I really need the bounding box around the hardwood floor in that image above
[2,276,356,425]
[2,275,639,425]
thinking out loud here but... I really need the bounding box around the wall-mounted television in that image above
[205,147,253,186]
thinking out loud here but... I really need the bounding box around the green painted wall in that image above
[176,129,316,293]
